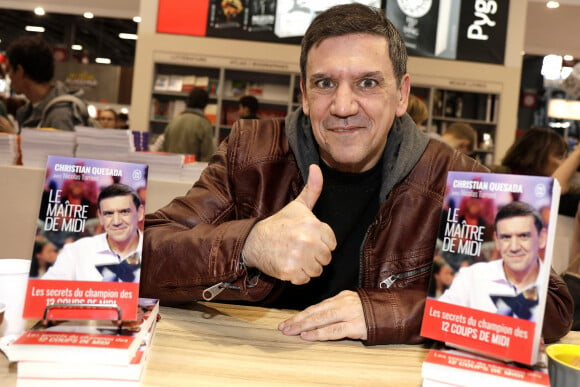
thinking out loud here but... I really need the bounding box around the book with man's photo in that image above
[22,155,149,321]
[420,171,561,366]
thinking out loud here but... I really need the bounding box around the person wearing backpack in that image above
[6,36,90,133]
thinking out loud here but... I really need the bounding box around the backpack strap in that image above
[40,94,89,128]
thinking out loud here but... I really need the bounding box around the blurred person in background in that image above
[159,87,216,161]
[440,122,477,156]
[5,36,89,131]
[97,108,118,129]
[406,94,428,129]
[116,112,130,129]
[239,95,259,119]
[489,126,580,216]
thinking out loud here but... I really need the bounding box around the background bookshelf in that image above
[412,86,499,165]
[150,61,300,144]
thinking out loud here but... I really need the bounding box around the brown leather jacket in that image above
[142,111,573,345]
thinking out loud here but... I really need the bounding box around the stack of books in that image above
[0,133,20,165]
[75,126,135,162]
[20,128,76,167]
[12,298,160,387]
[132,130,150,152]
[422,347,549,387]
[128,151,196,181]
[181,161,208,182]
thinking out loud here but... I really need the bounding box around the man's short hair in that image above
[300,3,407,87]
[6,36,55,83]
[443,123,477,153]
[98,183,141,211]
[239,95,259,116]
[494,201,544,234]
[187,87,209,110]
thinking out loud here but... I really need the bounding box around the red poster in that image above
[157,0,211,37]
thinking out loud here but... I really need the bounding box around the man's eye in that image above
[314,79,334,89]
[359,79,378,88]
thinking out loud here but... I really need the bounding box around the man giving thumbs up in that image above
[141,5,573,347]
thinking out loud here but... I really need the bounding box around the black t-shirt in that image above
[275,160,382,310]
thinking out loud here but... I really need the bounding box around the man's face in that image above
[98,195,144,245]
[495,215,546,275]
[301,33,410,173]
[5,60,24,94]
[98,111,117,128]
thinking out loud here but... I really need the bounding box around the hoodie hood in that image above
[285,108,430,202]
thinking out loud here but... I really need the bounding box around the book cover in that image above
[242,0,276,32]
[422,348,550,387]
[153,74,169,92]
[167,75,184,92]
[11,298,158,366]
[420,171,560,365]
[16,305,158,384]
[181,75,197,92]
[209,0,244,29]
[22,155,149,321]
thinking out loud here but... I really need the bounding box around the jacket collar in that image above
[285,108,430,202]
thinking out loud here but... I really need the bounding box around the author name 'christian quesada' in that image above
[54,163,123,177]
[452,179,523,193]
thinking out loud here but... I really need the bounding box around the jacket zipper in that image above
[379,264,431,289]
[202,282,240,301]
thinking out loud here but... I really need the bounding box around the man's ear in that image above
[539,228,547,250]
[300,78,309,115]
[138,205,145,222]
[395,74,411,117]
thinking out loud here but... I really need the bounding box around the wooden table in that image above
[1,302,579,386]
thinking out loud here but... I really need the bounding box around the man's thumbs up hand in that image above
[242,164,337,285]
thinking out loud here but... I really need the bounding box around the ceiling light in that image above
[133,16,142,23]
[83,12,94,19]
[95,57,111,64]
[119,33,138,40]
[71,44,83,51]
[34,7,45,16]
[546,1,560,9]
[563,55,574,61]
[25,26,45,32]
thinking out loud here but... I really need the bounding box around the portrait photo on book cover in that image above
[31,157,148,283]
[429,176,555,322]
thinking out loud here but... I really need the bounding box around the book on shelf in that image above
[167,75,184,92]
[422,347,550,387]
[205,103,218,125]
[181,75,197,92]
[194,76,210,90]
[22,155,149,322]
[420,171,561,366]
[153,74,169,92]
[207,78,220,96]
[152,98,170,120]
[12,298,159,367]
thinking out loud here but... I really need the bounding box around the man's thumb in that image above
[297,164,323,210]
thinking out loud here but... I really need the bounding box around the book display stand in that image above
[43,303,123,323]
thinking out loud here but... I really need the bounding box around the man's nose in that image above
[509,236,519,250]
[330,83,358,117]
[112,212,122,224]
